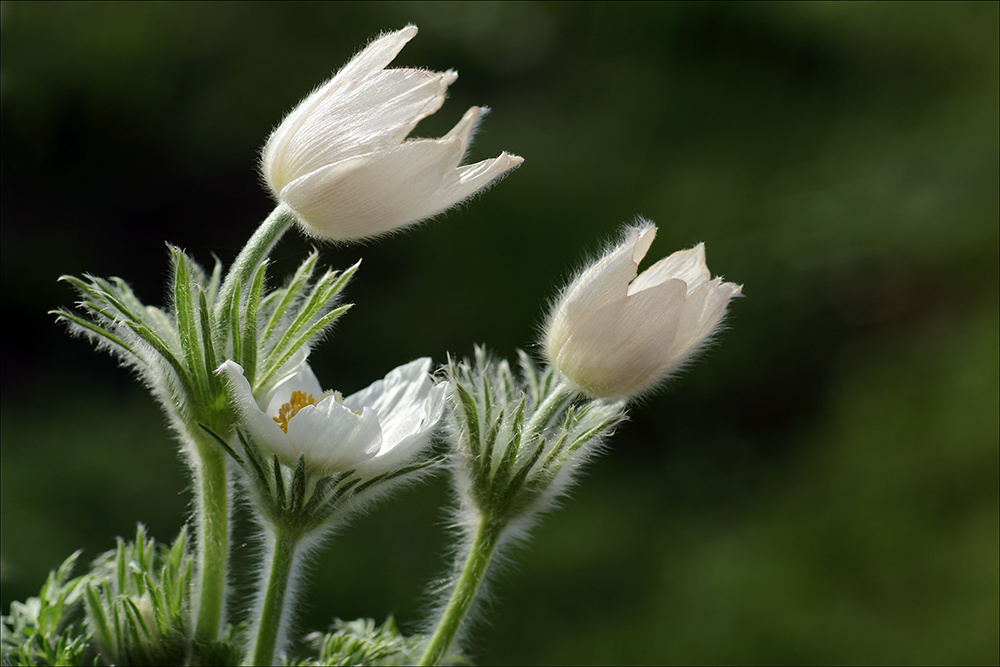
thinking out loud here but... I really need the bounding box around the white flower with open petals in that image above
[544,223,742,399]
[219,357,446,478]
[262,25,523,242]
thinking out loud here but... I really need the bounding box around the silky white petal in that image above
[354,382,447,478]
[271,69,456,190]
[341,358,444,476]
[279,137,468,240]
[327,26,419,91]
[347,358,434,446]
[441,106,484,156]
[254,347,310,409]
[218,360,291,456]
[565,226,654,312]
[545,226,652,357]
[629,243,710,296]
[344,358,433,412]
[556,279,687,397]
[285,397,383,471]
[259,26,521,242]
[543,224,740,398]
[414,152,525,219]
[262,27,419,191]
[666,278,742,363]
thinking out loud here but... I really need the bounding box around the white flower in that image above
[543,223,742,399]
[262,25,523,241]
[219,356,446,477]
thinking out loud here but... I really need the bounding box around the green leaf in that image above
[198,288,220,395]
[256,305,350,392]
[170,247,208,402]
[290,455,307,513]
[53,309,142,359]
[228,276,243,368]
[261,251,319,344]
[242,259,268,385]
[454,382,482,461]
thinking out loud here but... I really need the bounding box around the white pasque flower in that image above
[219,357,446,477]
[544,223,742,399]
[262,25,523,241]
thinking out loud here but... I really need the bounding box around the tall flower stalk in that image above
[420,350,624,665]
[422,222,742,663]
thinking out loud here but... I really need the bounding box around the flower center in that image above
[273,390,316,433]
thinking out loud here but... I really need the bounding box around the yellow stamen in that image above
[273,390,316,433]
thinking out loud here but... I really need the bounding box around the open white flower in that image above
[219,356,446,477]
[262,25,523,241]
[544,223,742,399]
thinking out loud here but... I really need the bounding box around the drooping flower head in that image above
[544,223,742,399]
[262,25,522,242]
[219,356,446,478]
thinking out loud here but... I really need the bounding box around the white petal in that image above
[629,243,710,296]
[567,225,653,311]
[218,360,292,458]
[262,26,420,192]
[344,358,432,413]
[254,347,310,407]
[343,359,444,476]
[414,152,524,219]
[354,381,447,478]
[280,137,468,240]
[327,26,419,90]
[285,397,383,472]
[441,106,484,156]
[556,279,687,397]
[275,69,456,188]
[546,225,651,357]
[666,278,742,364]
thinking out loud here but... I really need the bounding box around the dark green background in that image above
[2,2,997,664]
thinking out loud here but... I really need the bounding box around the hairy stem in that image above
[216,204,296,346]
[248,526,302,666]
[193,442,229,643]
[419,517,503,666]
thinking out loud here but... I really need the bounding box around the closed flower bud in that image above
[262,25,522,241]
[544,223,742,399]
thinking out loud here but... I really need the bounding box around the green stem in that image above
[193,442,229,643]
[419,517,503,666]
[248,527,301,666]
[216,204,296,346]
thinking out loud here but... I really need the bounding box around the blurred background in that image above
[2,2,997,664]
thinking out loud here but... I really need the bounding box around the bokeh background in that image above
[2,2,997,664]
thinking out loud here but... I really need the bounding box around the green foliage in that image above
[252,253,358,394]
[54,220,355,445]
[1,551,91,666]
[294,617,464,667]
[448,348,626,526]
[2,526,250,667]
[201,424,435,537]
[84,525,194,666]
